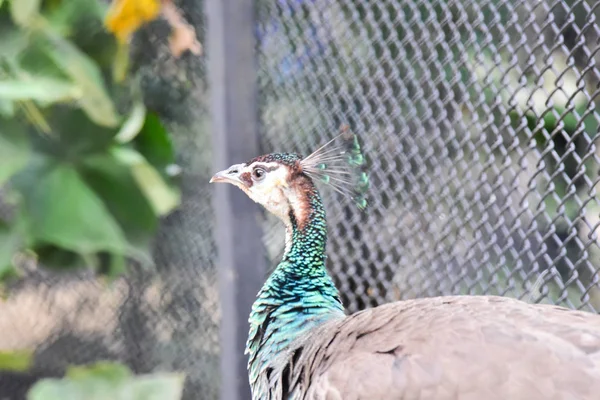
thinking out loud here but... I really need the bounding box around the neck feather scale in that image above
[245,175,345,397]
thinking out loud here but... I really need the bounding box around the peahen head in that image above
[210,152,308,223]
[210,128,369,228]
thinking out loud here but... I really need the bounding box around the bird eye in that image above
[252,167,266,181]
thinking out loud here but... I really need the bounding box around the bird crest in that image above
[300,125,369,210]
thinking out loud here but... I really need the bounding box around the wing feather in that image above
[281,296,600,400]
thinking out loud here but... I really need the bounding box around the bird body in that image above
[210,132,600,399]
[259,295,600,399]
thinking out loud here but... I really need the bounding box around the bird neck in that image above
[246,180,345,396]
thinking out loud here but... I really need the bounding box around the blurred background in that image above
[0,0,599,399]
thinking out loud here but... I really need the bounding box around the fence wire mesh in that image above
[2,0,600,399]
[257,0,600,313]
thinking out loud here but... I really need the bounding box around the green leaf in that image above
[31,244,84,271]
[111,147,180,216]
[0,221,22,281]
[0,121,31,187]
[115,101,146,143]
[15,161,128,255]
[135,112,175,169]
[66,361,131,382]
[41,31,120,127]
[9,0,41,27]
[0,78,81,103]
[124,373,186,400]
[78,153,157,263]
[32,107,117,158]
[45,0,107,36]
[102,253,126,278]
[27,362,185,400]
[0,99,15,117]
[0,25,29,61]
[0,349,33,372]
[112,41,130,83]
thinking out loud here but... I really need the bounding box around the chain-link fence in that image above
[2,0,600,399]
[258,0,600,313]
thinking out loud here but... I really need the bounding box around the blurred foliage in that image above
[0,0,180,283]
[0,350,185,400]
[0,350,184,400]
[25,361,184,400]
[0,349,33,372]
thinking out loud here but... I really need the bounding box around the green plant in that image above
[0,354,184,400]
[27,361,185,400]
[0,0,180,282]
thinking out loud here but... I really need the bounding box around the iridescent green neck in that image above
[245,182,345,397]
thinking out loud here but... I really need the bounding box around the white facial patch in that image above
[244,162,292,221]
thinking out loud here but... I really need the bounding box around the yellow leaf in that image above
[104,0,162,42]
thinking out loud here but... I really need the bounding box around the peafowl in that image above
[210,129,600,400]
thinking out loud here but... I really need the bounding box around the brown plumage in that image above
[294,295,600,399]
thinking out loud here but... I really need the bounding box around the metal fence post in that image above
[207,0,264,399]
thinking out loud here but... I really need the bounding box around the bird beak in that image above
[209,164,246,187]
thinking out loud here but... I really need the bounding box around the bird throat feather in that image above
[300,125,369,210]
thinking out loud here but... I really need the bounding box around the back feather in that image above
[279,295,600,400]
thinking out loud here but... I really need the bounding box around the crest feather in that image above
[300,125,369,210]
